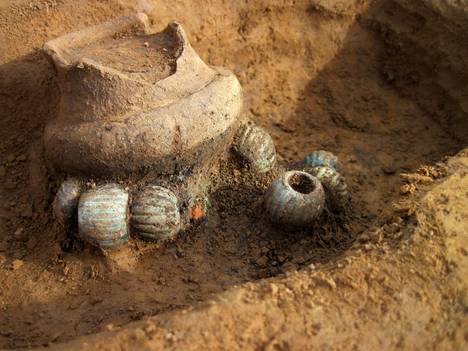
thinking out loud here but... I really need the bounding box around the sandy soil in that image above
[0,0,467,350]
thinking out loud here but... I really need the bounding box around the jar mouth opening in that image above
[287,171,315,194]
[44,17,184,85]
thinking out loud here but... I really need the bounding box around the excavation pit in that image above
[0,1,467,350]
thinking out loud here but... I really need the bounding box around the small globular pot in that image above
[131,186,181,241]
[305,150,343,174]
[235,125,276,173]
[78,184,129,249]
[306,166,350,211]
[265,171,325,230]
[53,179,83,226]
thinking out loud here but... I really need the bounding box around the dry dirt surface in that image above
[1,0,468,350]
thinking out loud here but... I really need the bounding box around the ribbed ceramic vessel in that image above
[306,166,350,211]
[265,171,325,230]
[236,125,276,173]
[42,14,243,178]
[53,179,83,226]
[131,186,181,241]
[78,184,129,249]
[305,150,343,174]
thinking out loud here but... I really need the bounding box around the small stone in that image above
[292,256,305,264]
[144,324,156,334]
[16,155,27,162]
[357,234,371,243]
[14,228,28,242]
[6,155,15,163]
[326,277,337,290]
[382,163,396,175]
[364,243,374,251]
[250,247,261,260]
[280,262,298,273]
[26,236,38,250]
[256,256,268,267]
[269,283,279,297]
[11,259,23,270]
